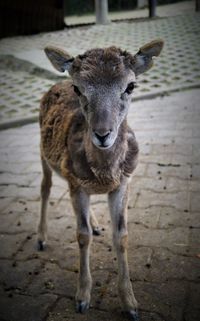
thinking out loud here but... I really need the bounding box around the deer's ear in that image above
[133,39,164,75]
[44,46,74,72]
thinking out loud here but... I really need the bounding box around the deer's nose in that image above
[94,131,111,144]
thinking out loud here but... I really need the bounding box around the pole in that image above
[149,0,157,18]
[196,0,200,11]
[95,0,110,24]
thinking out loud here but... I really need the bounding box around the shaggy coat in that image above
[37,41,164,320]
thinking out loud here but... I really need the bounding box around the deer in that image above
[37,39,164,320]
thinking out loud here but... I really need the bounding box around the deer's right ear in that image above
[44,46,74,72]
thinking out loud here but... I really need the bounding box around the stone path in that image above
[0,89,200,321]
[0,11,200,128]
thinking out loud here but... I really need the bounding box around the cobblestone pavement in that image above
[0,10,200,127]
[0,89,200,321]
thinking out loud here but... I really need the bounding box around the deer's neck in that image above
[84,119,128,175]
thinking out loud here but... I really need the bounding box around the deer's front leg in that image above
[108,177,139,321]
[70,187,92,314]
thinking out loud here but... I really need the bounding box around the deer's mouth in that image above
[91,131,116,150]
[96,142,112,150]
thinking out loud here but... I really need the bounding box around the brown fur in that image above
[73,47,129,83]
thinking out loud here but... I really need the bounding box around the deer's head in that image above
[45,40,163,150]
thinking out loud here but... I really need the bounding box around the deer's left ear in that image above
[133,39,164,75]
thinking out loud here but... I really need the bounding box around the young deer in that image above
[38,40,163,320]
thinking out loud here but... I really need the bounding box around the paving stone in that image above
[91,269,116,306]
[0,161,30,174]
[1,204,74,235]
[1,199,40,215]
[0,197,14,212]
[100,278,185,321]
[129,176,168,193]
[128,225,190,253]
[189,180,200,192]
[0,185,40,201]
[171,153,193,166]
[134,280,186,321]
[28,261,76,297]
[132,163,147,177]
[46,297,123,321]
[151,143,193,156]
[0,135,13,148]
[135,190,189,210]
[0,172,39,186]
[1,198,73,221]
[189,229,200,246]
[148,248,200,282]
[158,207,200,229]
[46,215,77,242]
[0,68,54,126]
[139,153,172,164]
[128,247,153,282]
[138,311,166,321]
[0,210,31,233]
[192,148,200,163]
[0,259,41,292]
[90,238,117,272]
[146,163,191,180]
[7,130,40,148]
[16,236,79,271]
[128,206,161,228]
[184,309,200,321]
[0,233,29,259]
[22,162,42,174]
[165,177,189,192]
[190,192,200,211]
[0,292,57,321]
[187,282,200,312]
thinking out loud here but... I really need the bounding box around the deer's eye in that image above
[124,82,135,94]
[73,85,81,96]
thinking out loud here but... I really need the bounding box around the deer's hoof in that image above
[92,227,101,236]
[76,300,90,314]
[37,240,46,251]
[125,309,139,321]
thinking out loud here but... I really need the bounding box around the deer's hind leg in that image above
[90,210,101,236]
[37,156,52,251]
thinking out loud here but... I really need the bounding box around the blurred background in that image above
[0,0,197,37]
